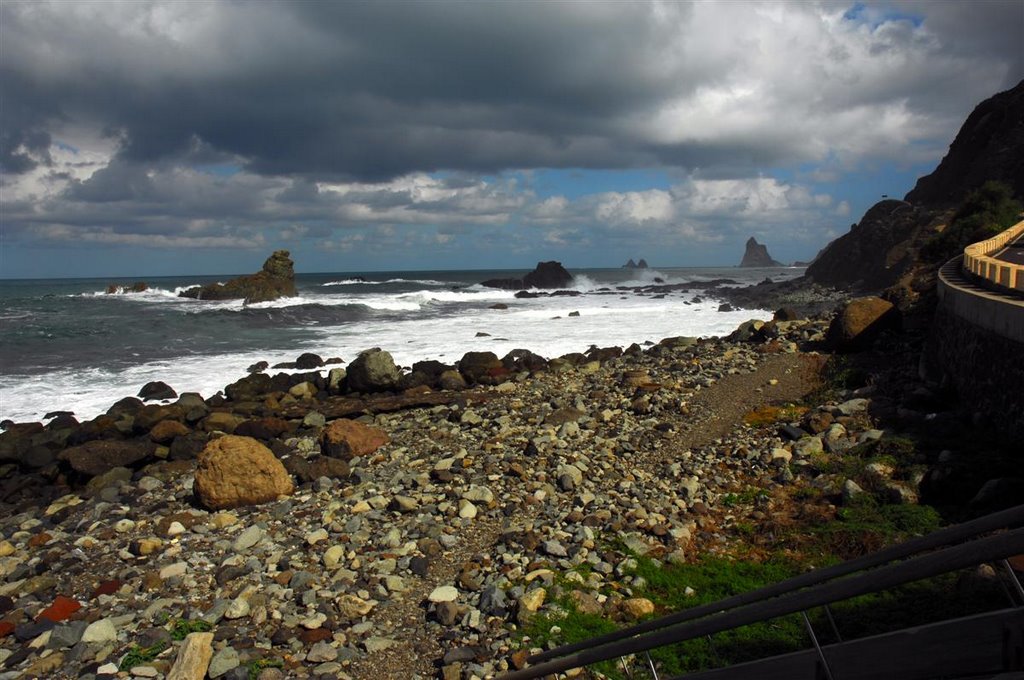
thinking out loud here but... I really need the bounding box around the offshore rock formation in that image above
[739,237,783,267]
[179,250,297,304]
[480,261,574,290]
[622,258,649,269]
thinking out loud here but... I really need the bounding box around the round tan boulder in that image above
[193,435,294,510]
[319,419,390,460]
[150,420,191,444]
[827,296,900,351]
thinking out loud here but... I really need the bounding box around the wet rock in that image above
[138,381,178,401]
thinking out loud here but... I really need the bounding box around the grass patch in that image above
[811,496,941,559]
[169,618,213,641]
[119,640,170,671]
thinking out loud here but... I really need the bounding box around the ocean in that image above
[0,266,804,424]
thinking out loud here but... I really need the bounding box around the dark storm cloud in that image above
[3,0,1021,182]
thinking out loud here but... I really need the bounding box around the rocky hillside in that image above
[806,80,1024,296]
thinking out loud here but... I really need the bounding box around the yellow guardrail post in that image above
[961,219,1024,294]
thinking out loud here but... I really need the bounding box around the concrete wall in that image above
[928,258,1024,442]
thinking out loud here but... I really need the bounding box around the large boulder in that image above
[138,381,177,401]
[480,261,574,290]
[319,419,390,460]
[346,349,400,393]
[827,296,901,351]
[178,251,297,304]
[459,351,507,385]
[59,440,156,477]
[193,435,294,510]
[739,237,783,267]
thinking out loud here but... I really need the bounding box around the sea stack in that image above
[480,261,574,290]
[179,250,297,304]
[739,238,783,267]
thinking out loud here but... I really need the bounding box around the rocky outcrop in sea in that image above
[480,261,574,290]
[179,251,297,304]
[739,237,782,267]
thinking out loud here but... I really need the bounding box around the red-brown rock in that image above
[36,595,81,623]
[193,435,294,510]
[91,580,122,599]
[0,622,13,638]
[319,419,389,460]
[234,417,291,440]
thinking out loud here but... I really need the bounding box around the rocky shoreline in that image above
[0,295,1007,680]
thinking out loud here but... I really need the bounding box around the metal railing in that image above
[501,504,1024,679]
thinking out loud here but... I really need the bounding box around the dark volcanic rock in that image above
[138,381,177,401]
[906,80,1024,207]
[805,200,923,291]
[481,261,574,290]
[346,349,400,393]
[59,440,156,477]
[739,237,783,267]
[294,353,324,370]
[178,250,297,304]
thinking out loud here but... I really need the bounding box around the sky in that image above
[1,1,1022,278]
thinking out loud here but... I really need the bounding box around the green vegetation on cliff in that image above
[922,181,1022,262]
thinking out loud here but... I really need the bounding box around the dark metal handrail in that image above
[501,506,1024,679]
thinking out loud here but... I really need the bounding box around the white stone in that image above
[81,618,118,644]
[428,585,459,603]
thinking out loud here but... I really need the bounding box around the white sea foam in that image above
[1,274,777,423]
[321,278,449,287]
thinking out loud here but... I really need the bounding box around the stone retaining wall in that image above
[927,258,1024,443]
[963,219,1024,294]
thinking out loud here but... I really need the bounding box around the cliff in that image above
[806,80,1024,295]
[739,237,783,267]
[906,80,1024,207]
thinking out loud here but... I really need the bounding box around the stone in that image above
[335,594,375,620]
[319,419,390,460]
[458,352,506,385]
[622,597,656,619]
[81,618,117,643]
[233,417,290,441]
[37,595,82,623]
[150,420,190,444]
[193,435,294,510]
[295,353,324,369]
[518,588,545,613]
[827,297,900,351]
[306,640,337,662]
[207,646,240,678]
[346,349,400,393]
[59,440,155,477]
[166,632,214,680]
[842,479,865,504]
[428,585,459,603]
[480,261,574,290]
[139,381,178,401]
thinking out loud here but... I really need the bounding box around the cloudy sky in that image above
[1,1,1021,278]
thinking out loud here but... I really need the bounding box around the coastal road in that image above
[993,232,1024,265]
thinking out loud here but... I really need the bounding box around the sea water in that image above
[0,266,804,423]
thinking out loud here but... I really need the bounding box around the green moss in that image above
[813,497,941,558]
[169,618,214,641]
[922,181,1023,262]
[119,640,170,671]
